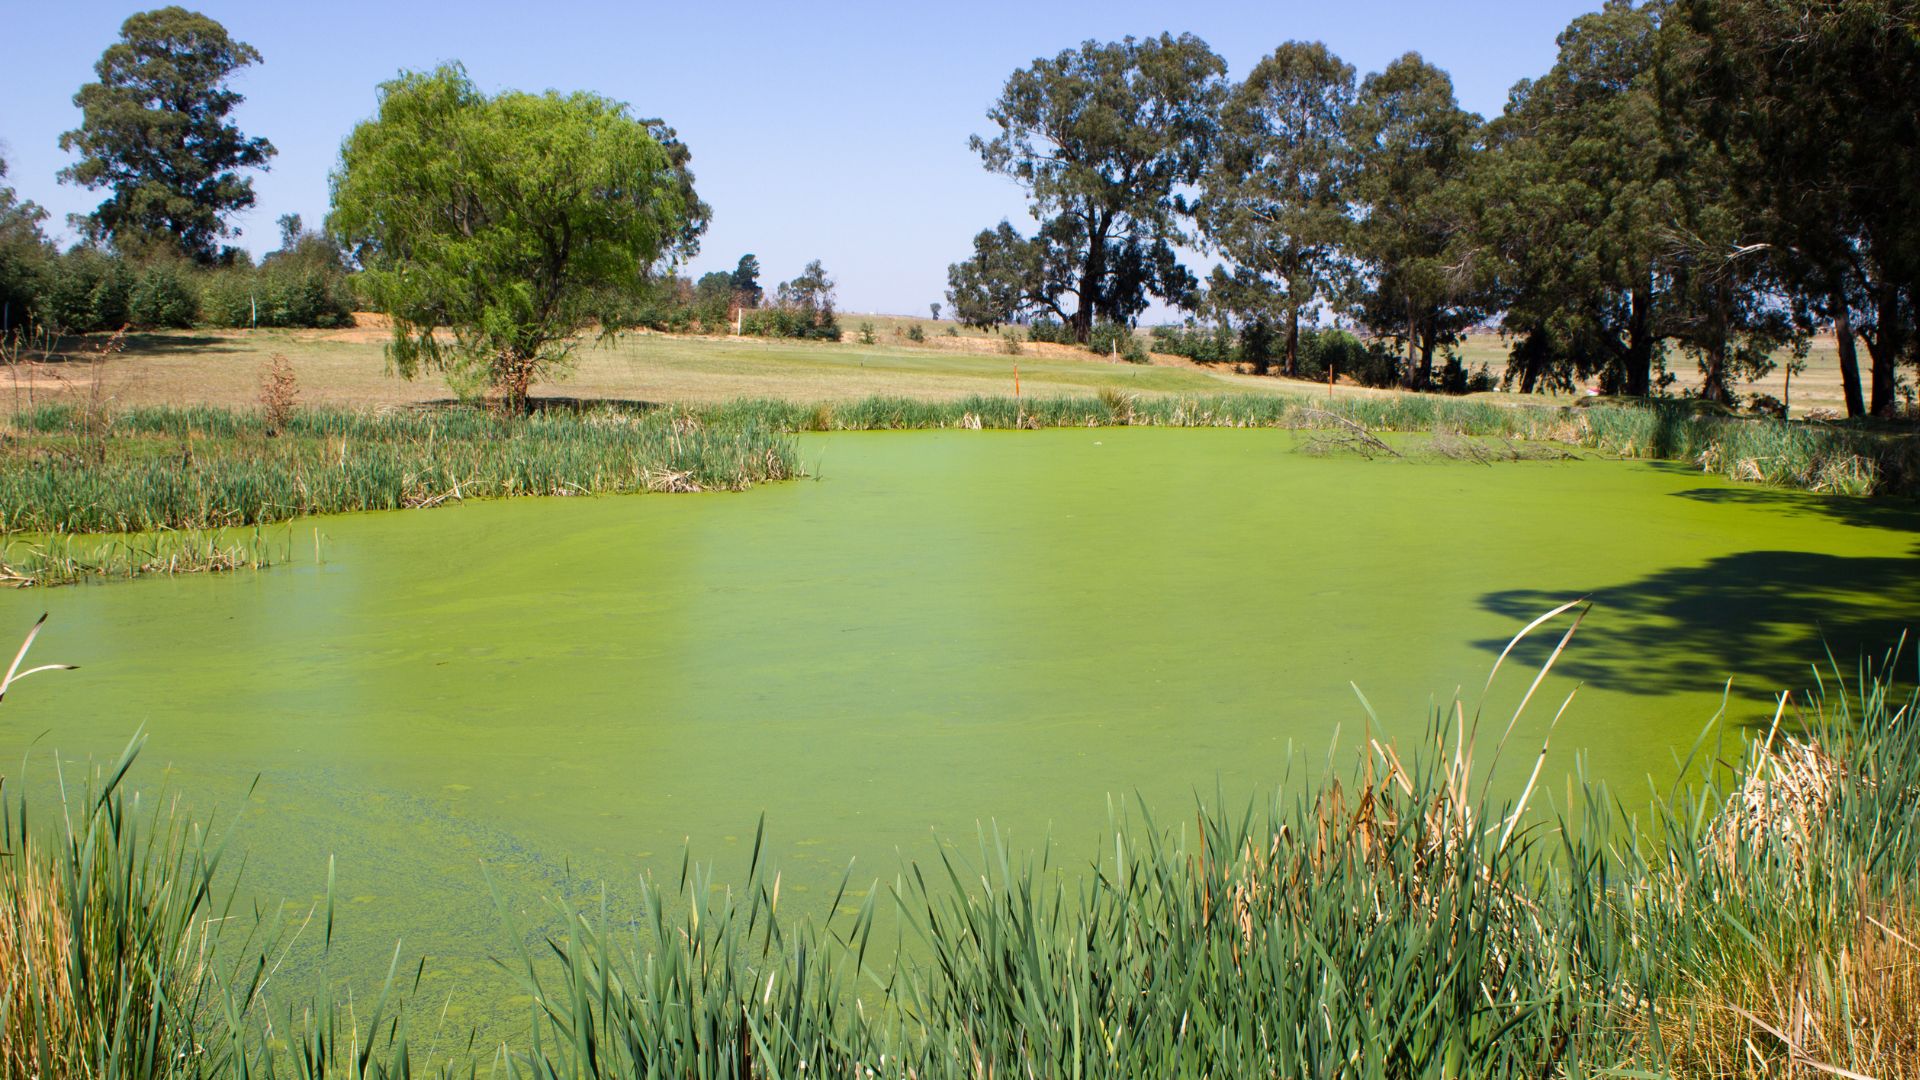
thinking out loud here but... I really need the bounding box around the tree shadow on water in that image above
[1665,481,1920,534]
[1477,542,1920,710]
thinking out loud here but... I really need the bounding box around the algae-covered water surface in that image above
[2,428,1915,1028]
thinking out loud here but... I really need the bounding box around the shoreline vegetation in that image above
[2,615,1915,1077]
[0,391,1914,585]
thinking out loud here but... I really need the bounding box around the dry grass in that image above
[7,322,1257,413]
[0,834,77,1079]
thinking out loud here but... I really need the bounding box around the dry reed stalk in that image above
[0,835,77,1079]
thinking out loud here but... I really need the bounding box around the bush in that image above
[1087,320,1148,363]
[1150,321,1236,364]
[740,305,841,341]
[907,323,926,343]
[37,250,133,332]
[128,262,199,328]
[1026,317,1074,345]
[201,262,354,329]
[857,321,875,345]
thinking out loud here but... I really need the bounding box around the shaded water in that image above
[2,428,1915,1030]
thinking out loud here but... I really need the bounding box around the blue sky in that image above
[2,1,1599,315]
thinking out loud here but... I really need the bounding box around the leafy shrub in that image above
[907,323,926,343]
[1150,321,1236,364]
[1026,317,1074,344]
[999,330,1023,355]
[37,250,133,332]
[201,263,353,329]
[740,305,841,341]
[857,321,875,345]
[1087,320,1148,363]
[128,262,199,328]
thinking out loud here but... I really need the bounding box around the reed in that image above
[0,405,801,536]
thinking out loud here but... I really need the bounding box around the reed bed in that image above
[1,394,1910,547]
[711,392,1915,497]
[0,404,800,535]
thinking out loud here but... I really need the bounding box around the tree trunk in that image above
[1284,305,1300,379]
[1400,299,1419,389]
[1865,281,1902,417]
[1417,322,1437,391]
[1517,329,1547,394]
[1698,283,1732,406]
[1830,283,1866,417]
[1623,284,1653,397]
[1072,220,1109,344]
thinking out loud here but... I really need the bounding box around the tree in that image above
[1475,2,1675,396]
[57,7,275,262]
[730,254,762,307]
[1346,54,1487,389]
[328,64,697,408]
[1666,0,1919,416]
[775,260,836,327]
[946,221,1051,329]
[0,156,52,332]
[969,34,1224,341]
[1198,42,1355,376]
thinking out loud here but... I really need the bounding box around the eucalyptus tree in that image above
[1198,42,1356,377]
[1346,54,1487,389]
[964,33,1225,340]
[328,64,698,408]
[1665,0,1918,416]
[1475,1,1674,395]
[58,7,275,262]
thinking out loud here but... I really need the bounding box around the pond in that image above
[2,427,1915,1030]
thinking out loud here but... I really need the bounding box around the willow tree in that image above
[1198,42,1355,376]
[328,64,697,407]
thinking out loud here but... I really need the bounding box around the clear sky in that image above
[2,1,1600,316]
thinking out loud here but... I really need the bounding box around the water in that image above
[3,428,1914,1030]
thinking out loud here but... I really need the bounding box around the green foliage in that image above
[56,7,274,262]
[1024,317,1074,345]
[856,320,875,345]
[742,259,841,340]
[729,253,762,306]
[965,34,1224,339]
[1667,0,1919,417]
[1347,53,1488,389]
[328,63,697,406]
[1149,320,1236,364]
[0,156,52,331]
[906,322,926,343]
[1200,42,1356,376]
[126,259,199,328]
[37,249,134,332]
[1086,320,1148,362]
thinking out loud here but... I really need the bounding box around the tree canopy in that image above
[1199,42,1355,376]
[58,6,275,262]
[328,64,697,407]
[956,33,1225,340]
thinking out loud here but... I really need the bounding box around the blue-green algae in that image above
[1,427,1914,1031]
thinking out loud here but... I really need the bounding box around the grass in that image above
[1,611,1916,1078]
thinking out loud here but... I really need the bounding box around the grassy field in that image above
[2,318,1261,412]
[3,319,1872,419]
